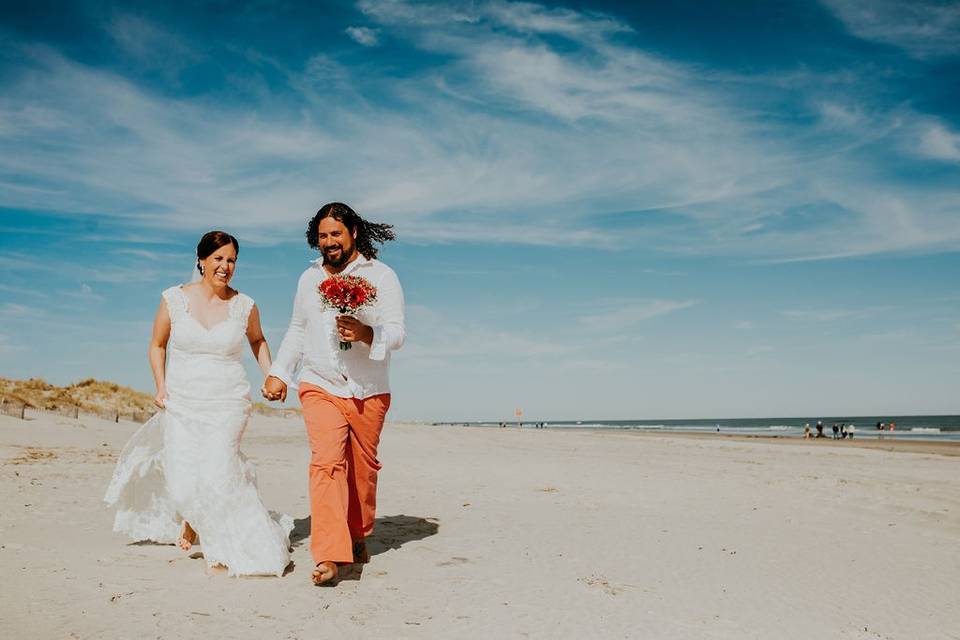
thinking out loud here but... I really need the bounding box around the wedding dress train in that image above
[104,286,293,577]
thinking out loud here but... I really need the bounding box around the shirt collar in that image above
[311,252,372,274]
[342,253,370,275]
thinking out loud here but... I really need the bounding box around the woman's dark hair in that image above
[196,230,239,273]
[306,202,395,260]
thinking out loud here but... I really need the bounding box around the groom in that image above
[263,202,405,585]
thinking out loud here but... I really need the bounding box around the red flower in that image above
[318,274,378,315]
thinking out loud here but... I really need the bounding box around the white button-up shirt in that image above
[269,255,405,399]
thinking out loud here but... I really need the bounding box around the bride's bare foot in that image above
[312,561,338,586]
[178,521,198,551]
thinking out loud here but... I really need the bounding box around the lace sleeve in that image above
[235,293,256,328]
[160,286,184,322]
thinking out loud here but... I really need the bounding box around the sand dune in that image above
[0,377,296,420]
[0,377,156,415]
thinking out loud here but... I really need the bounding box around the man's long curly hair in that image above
[306,202,395,260]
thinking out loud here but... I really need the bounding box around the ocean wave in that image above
[911,427,941,433]
[768,425,793,431]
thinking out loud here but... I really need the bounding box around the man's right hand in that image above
[262,376,288,402]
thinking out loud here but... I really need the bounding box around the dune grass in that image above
[0,377,298,418]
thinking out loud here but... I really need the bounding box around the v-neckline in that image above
[178,285,239,332]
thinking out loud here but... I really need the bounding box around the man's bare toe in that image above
[312,561,338,586]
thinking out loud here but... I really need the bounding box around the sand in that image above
[1,413,958,639]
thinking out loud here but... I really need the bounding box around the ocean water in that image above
[458,415,960,441]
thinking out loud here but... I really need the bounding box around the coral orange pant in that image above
[299,383,391,565]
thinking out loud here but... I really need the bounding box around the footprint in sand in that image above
[8,448,57,465]
[436,556,469,567]
[579,574,630,596]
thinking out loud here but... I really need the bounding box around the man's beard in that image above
[324,244,355,267]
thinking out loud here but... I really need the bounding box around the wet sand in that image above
[615,429,960,457]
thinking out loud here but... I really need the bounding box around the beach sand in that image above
[1,413,958,639]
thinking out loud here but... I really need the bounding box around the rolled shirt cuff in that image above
[368,325,386,361]
[268,364,293,387]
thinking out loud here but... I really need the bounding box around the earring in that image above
[197,262,204,275]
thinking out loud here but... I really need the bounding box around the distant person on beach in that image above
[104,231,292,577]
[878,421,885,440]
[803,423,811,439]
[262,202,405,586]
[832,423,839,439]
[847,424,855,439]
[816,421,824,437]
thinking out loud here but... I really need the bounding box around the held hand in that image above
[154,389,168,409]
[262,375,287,402]
[336,315,374,346]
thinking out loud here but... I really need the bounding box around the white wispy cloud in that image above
[815,101,867,129]
[0,283,48,298]
[112,248,165,260]
[0,302,42,317]
[578,299,697,331]
[57,283,105,302]
[781,308,864,322]
[482,0,633,44]
[398,303,574,373]
[641,268,684,276]
[821,0,960,58]
[345,26,380,46]
[106,13,201,77]
[0,332,25,354]
[0,2,957,262]
[0,251,181,284]
[917,122,960,161]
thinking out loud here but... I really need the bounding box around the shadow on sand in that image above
[290,514,439,582]
[127,515,438,580]
[291,514,440,556]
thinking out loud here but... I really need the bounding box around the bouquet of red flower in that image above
[318,274,378,350]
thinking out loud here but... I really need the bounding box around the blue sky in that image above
[1,0,958,421]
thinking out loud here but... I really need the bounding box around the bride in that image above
[104,231,293,577]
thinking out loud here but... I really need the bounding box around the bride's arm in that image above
[246,304,273,377]
[149,299,172,408]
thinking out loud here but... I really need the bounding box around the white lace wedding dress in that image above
[104,285,293,577]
